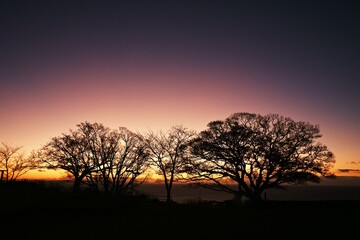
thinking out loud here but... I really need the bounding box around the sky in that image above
[0,0,359,179]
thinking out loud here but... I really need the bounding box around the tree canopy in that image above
[187,112,335,201]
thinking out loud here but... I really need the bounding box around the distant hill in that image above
[315,176,360,186]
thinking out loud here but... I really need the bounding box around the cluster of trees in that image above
[1,112,335,202]
[40,123,149,194]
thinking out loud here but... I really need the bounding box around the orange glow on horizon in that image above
[2,57,360,180]
[20,166,360,182]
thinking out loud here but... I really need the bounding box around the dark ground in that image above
[0,181,358,239]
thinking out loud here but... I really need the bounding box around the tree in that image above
[188,112,335,202]
[40,125,95,192]
[0,142,37,182]
[84,125,150,194]
[40,122,150,193]
[144,125,196,202]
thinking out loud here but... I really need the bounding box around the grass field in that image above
[0,181,358,239]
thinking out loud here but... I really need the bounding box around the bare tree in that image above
[40,127,95,192]
[111,128,150,194]
[188,112,335,202]
[75,122,117,192]
[40,122,149,194]
[0,143,37,182]
[83,124,150,194]
[144,125,196,202]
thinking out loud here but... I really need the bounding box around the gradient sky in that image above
[1,0,359,179]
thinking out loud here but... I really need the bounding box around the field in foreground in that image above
[0,181,358,239]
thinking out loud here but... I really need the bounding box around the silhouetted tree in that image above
[109,128,150,194]
[41,125,95,192]
[188,113,335,202]
[41,122,150,193]
[144,125,196,202]
[0,143,37,182]
[83,124,150,194]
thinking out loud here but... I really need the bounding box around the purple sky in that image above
[0,0,359,179]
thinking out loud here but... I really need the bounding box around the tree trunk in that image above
[73,177,82,192]
[166,190,172,203]
[164,180,173,203]
[249,191,263,202]
[233,183,244,202]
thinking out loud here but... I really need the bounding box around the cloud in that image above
[347,161,360,165]
[337,169,360,173]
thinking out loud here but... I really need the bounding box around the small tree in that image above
[0,143,37,182]
[188,112,335,202]
[144,125,195,202]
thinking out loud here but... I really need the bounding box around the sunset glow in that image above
[1,1,359,181]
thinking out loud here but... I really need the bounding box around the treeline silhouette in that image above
[1,112,335,202]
